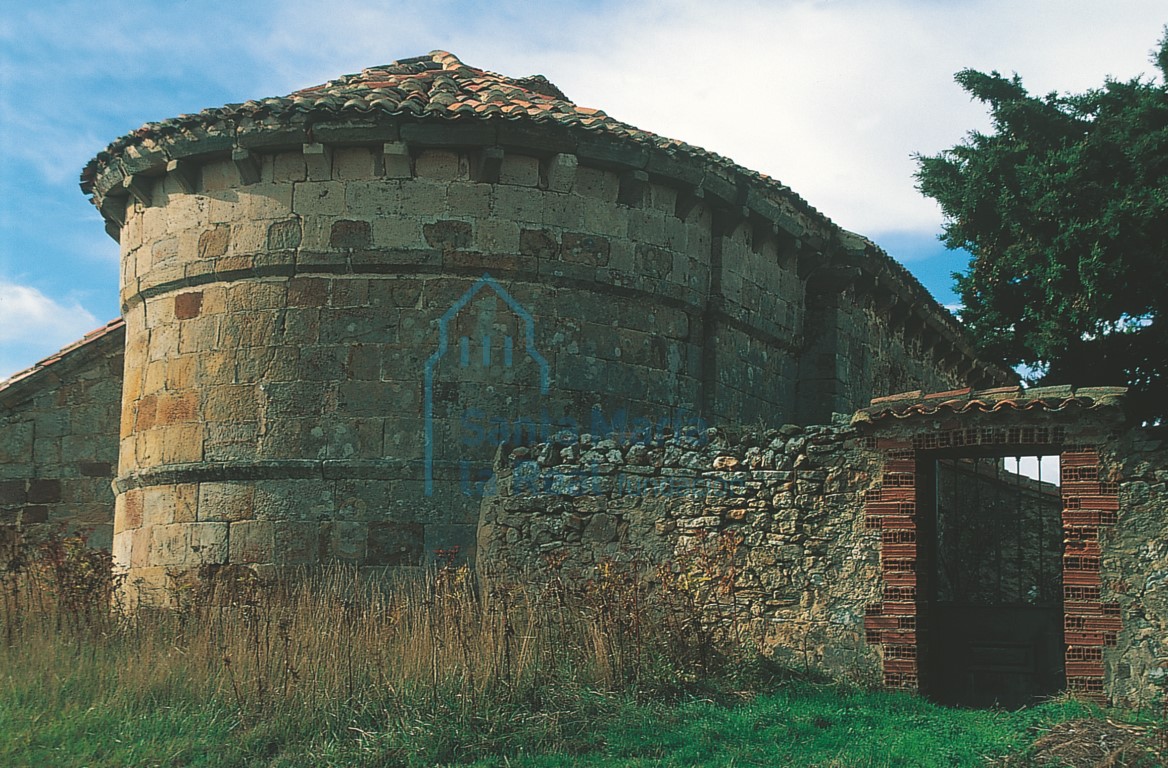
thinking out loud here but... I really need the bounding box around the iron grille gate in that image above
[923,455,1065,708]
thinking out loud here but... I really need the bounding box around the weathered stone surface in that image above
[368,521,424,566]
[330,219,371,249]
[0,324,122,549]
[50,61,1012,619]
[480,424,882,682]
[1102,432,1168,708]
[267,218,302,250]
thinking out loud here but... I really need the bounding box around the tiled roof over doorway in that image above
[855,385,1128,424]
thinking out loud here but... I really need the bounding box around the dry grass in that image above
[2,528,1162,767]
[0,527,763,762]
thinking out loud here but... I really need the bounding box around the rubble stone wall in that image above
[478,423,886,679]
[1102,429,1168,707]
[481,411,1167,706]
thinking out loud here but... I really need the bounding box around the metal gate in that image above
[923,456,1065,708]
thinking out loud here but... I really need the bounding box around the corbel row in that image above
[92,116,833,279]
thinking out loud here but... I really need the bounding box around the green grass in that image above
[0,662,1104,768]
[1,533,1154,767]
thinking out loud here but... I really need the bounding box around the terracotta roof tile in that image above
[0,318,125,406]
[854,384,1127,424]
[79,51,820,217]
[75,52,1018,388]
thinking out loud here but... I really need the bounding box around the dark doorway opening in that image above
[920,455,1065,708]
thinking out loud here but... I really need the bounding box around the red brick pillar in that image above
[864,439,921,690]
[1061,446,1120,704]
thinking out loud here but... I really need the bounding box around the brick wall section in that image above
[1060,446,1118,702]
[0,322,124,553]
[864,424,1120,702]
[862,437,921,690]
[479,423,885,679]
[858,403,1164,707]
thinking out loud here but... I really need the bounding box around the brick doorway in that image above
[859,396,1121,704]
[918,454,1064,708]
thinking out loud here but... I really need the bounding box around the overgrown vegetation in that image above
[0,528,1162,767]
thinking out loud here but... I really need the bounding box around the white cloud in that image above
[0,281,99,380]
[2,0,1165,380]
[521,0,1166,235]
[241,0,1166,236]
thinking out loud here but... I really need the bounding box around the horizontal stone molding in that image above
[121,261,806,356]
[113,458,493,493]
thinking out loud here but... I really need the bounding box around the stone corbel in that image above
[901,314,926,346]
[302,142,333,181]
[380,142,412,179]
[674,186,705,221]
[712,206,750,238]
[166,159,199,194]
[871,279,898,315]
[101,194,128,228]
[231,147,262,185]
[886,299,912,334]
[122,174,152,207]
[476,146,504,183]
[750,218,774,253]
[617,169,649,207]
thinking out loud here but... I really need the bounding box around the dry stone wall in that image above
[478,423,885,678]
[481,402,1167,706]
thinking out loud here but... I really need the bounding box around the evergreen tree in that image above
[916,30,1168,423]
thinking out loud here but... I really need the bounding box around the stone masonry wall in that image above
[478,423,885,679]
[1101,428,1168,708]
[481,404,1166,705]
[107,122,995,600]
[797,282,974,423]
[0,322,124,554]
[114,144,728,600]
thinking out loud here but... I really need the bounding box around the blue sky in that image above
[1,0,1165,379]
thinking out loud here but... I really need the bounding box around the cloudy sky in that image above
[0,0,1165,379]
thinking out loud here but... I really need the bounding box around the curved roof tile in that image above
[854,385,1127,424]
[80,50,796,206]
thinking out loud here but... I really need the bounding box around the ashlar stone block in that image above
[415,150,465,181]
[332,147,377,180]
[499,154,540,187]
[546,153,578,193]
[197,481,255,522]
[229,520,274,563]
[188,522,229,565]
[292,180,345,216]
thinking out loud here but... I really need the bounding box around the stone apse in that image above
[64,51,1009,599]
[4,52,1162,707]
